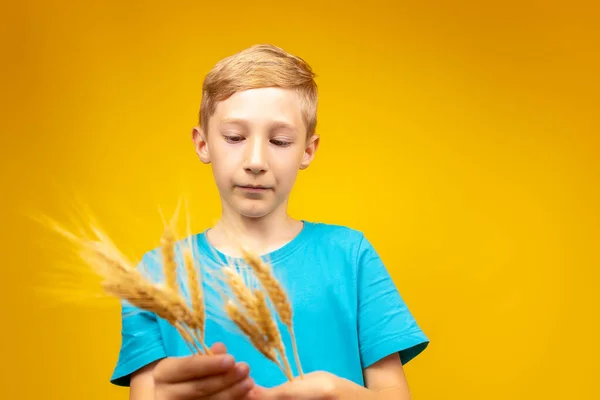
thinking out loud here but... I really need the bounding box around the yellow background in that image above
[2,1,599,399]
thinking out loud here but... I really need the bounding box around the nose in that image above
[243,137,268,174]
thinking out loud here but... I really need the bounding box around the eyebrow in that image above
[219,118,250,128]
[269,121,297,133]
[219,118,298,133]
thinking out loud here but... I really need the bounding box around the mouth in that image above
[236,185,272,192]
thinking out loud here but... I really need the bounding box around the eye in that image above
[224,135,244,144]
[271,139,292,147]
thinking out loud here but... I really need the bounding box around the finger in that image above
[257,380,338,400]
[210,342,228,355]
[194,362,251,397]
[246,386,265,400]
[154,353,236,384]
[164,363,252,399]
[212,376,255,400]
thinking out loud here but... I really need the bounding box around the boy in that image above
[110,44,429,399]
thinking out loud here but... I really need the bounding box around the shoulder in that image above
[305,220,365,242]
[304,220,370,257]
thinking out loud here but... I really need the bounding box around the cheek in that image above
[210,141,237,165]
[273,159,302,185]
[209,146,236,182]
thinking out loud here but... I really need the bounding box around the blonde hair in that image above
[199,44,318,138]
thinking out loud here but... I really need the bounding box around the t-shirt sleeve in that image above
[356,234,430,368]
[110,255,167,387]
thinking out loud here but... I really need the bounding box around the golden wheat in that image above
[183,248,204,332]
[91,255,193,329]
[215,223,303,378]
[160,224,178,294]
[222,267,259,321]
[241,248,303,377]
[76,233,209,355]
[254,290,280,350]
[53,210,303,379]
[175,322,202,354]
[221,267,294,380]
[254,290,293,378]
[182,247,212,354]
[241,250,292,325]
[224,300,296,381]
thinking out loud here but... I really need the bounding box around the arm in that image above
[129,361,159,400]
[352,233,427,399]
[252,354,411,400]
[329,353,412,400]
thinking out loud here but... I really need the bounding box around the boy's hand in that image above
[153,343,255,400]
[248,372,341,400]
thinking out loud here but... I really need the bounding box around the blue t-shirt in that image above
[110,221,429,387]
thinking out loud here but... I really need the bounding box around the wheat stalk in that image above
[175,322,202,354]
[241,248,303,378]
[182,247,211,354]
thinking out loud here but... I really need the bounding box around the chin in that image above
[239,210,270,219]
[234,200,275,219]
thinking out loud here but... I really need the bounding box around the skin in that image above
[129,87,413,400]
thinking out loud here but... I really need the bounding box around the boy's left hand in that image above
[248,371,341,400]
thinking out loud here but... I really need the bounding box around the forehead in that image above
[210,87,305,132]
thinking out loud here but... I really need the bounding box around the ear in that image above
[299,134,320,170]
[192,126,211,164]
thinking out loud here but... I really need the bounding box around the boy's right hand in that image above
[153,343,255,400]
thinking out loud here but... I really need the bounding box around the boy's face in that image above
[192,87,319,220]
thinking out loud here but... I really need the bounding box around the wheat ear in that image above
[160,224,208,353]
[182,247,211,354]
[85,243,203,353]
[225,301,292,381]
[222,267,259,321]
[241,249,303,377]
[160,223,178,294]
[79,233,208,354]
[254,290,292,379]
[175,322,202,354]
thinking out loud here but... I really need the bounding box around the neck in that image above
[208,200,303,257]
